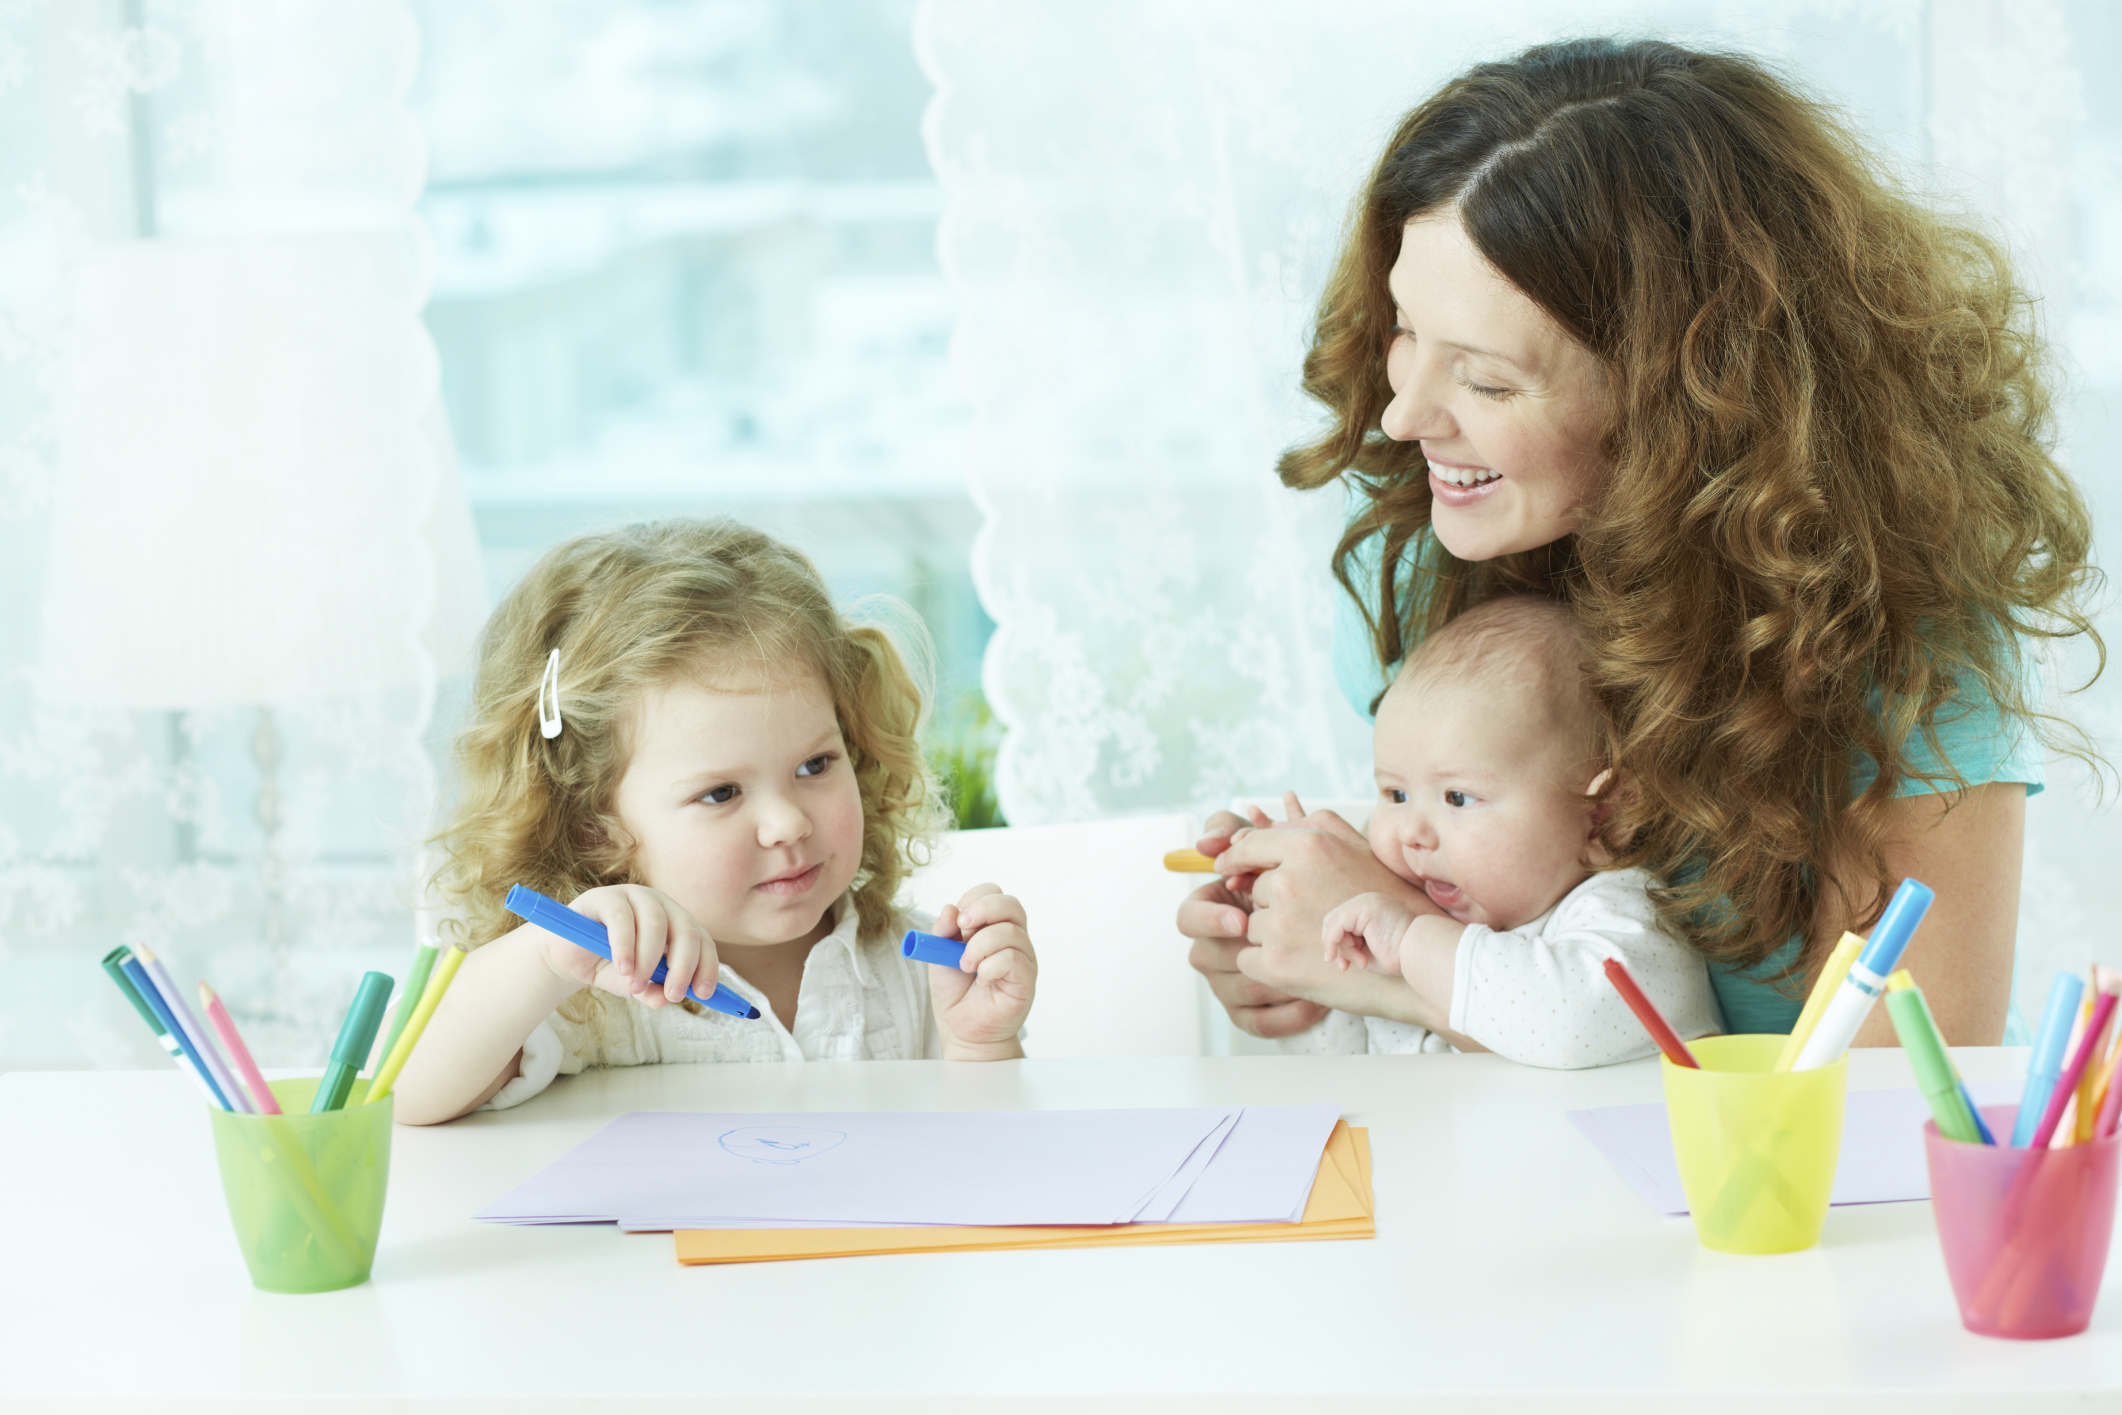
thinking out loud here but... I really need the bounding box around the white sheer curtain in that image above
[918,0,2122,998]
[0,0,482,1068]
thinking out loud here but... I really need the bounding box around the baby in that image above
[1293,595,1722,1065]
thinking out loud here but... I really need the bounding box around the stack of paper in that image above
[476,1105,1343,1230]
[674,1119,1372,1265]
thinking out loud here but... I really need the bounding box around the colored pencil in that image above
[198,982,281,1115]
[1601,958,1698,1067]
[135,945,251,1114]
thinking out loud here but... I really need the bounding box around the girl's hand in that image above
[552,883,720,1011]
[926,884,1036,1058]
[1322,892,1420,974]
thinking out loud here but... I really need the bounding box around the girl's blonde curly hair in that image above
[429,518,944,1035]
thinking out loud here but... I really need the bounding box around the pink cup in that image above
[1925,1104,2121,1339]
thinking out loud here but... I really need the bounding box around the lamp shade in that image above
[38,229,482,709]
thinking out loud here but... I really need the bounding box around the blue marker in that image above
[503,884,760,1020]
[118,954,233,1110]
[1791,877,1935,1072]
[2013,971,2086,1147]
[901,929,967,969]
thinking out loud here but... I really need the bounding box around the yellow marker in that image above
[1164,849,1216,873]
[1775,931,1864,1072]
[363,945,465,1103]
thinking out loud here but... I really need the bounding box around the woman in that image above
[1180,37,2097,1050]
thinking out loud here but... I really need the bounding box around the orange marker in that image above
[1163,850,1216,873]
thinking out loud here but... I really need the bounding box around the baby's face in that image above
[1366,671,1600,932]
[611,663,864,950]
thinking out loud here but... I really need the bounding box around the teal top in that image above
[1331,526,2042,1042]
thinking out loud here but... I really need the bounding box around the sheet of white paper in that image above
[612,1105,1347,1231]
[1161,1104,1344,1225]
[1127,1112,1240,1223]
[476,1108,1240,1227]
[1565,1081,2021,1215]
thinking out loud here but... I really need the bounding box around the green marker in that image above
[375,943,438,1067]
[312,971,394,1113]
[1885,981,1981,1144]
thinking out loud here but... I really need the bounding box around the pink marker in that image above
[198,981,281,1115]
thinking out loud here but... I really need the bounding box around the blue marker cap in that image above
[2013,970,2086,1146]
[901,929,967,969]
[1857,877,1934,977]
[504,884,761,1021]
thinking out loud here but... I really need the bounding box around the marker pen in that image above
[1790,877,1934,1072]
[1884,976,1982,1144]
[101,947,222,1108]
[312,971,393,1112]
[503,884,760,1020]
[2012,971,2084,1147]
[117,953,232,1110]
[901,929,968,969]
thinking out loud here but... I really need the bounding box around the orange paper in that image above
[675,1121,1372,1265]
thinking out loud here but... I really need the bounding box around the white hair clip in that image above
[537,648,563,740]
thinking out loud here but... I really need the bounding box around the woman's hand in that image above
[1213,797,1438,964]
[559,883,719,1010]
[1178,807,1329,1039]
[926,883,1036,1058]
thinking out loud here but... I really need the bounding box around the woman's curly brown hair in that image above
[429,518,944,1045]
[1279,37,2100,980]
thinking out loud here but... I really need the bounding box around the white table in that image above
[4,1049,2117,1412]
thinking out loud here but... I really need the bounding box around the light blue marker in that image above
[1790,877,1935,1072]
[2013,971,2086,1147]
[901,929,967,969]
[504,884,761,1020]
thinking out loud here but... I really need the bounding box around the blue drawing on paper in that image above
[719,1126,847,1165]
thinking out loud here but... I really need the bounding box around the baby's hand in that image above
[544,883,719,1010]
[1321,892,1420,976]
[926,884,1037,1055]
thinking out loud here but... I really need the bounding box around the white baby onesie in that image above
[1278,865,1725,1067]
[485,894,940,1110]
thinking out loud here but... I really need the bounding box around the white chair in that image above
[904,814,1208,1058]
[904,799,1379,1059]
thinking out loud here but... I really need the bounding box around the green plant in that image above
[926,690,1005,831]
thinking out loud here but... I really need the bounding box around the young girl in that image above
[392,519,1037,1126]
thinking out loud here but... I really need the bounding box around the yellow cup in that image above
[1662,1033,1847,1254]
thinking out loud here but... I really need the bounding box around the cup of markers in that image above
[1605,878,1937,1256]
[1910,968,2122,1339]
[209,1076,394,1293]
[100,937,469,1294]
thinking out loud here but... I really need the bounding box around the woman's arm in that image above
[1813,781,2025,1047]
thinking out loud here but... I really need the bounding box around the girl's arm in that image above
[392,884,722,1124]
[389,924,581,1125]
[1814,781,2024,1047]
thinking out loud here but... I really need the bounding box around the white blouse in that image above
[484,894,940,1111]
[1279,866,1726,1067]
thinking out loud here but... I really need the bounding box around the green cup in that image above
[207,1077,391,1293]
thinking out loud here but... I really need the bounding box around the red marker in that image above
[1603,958,1699,1068]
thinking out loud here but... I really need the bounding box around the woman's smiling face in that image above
[1381,213,1613,561]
